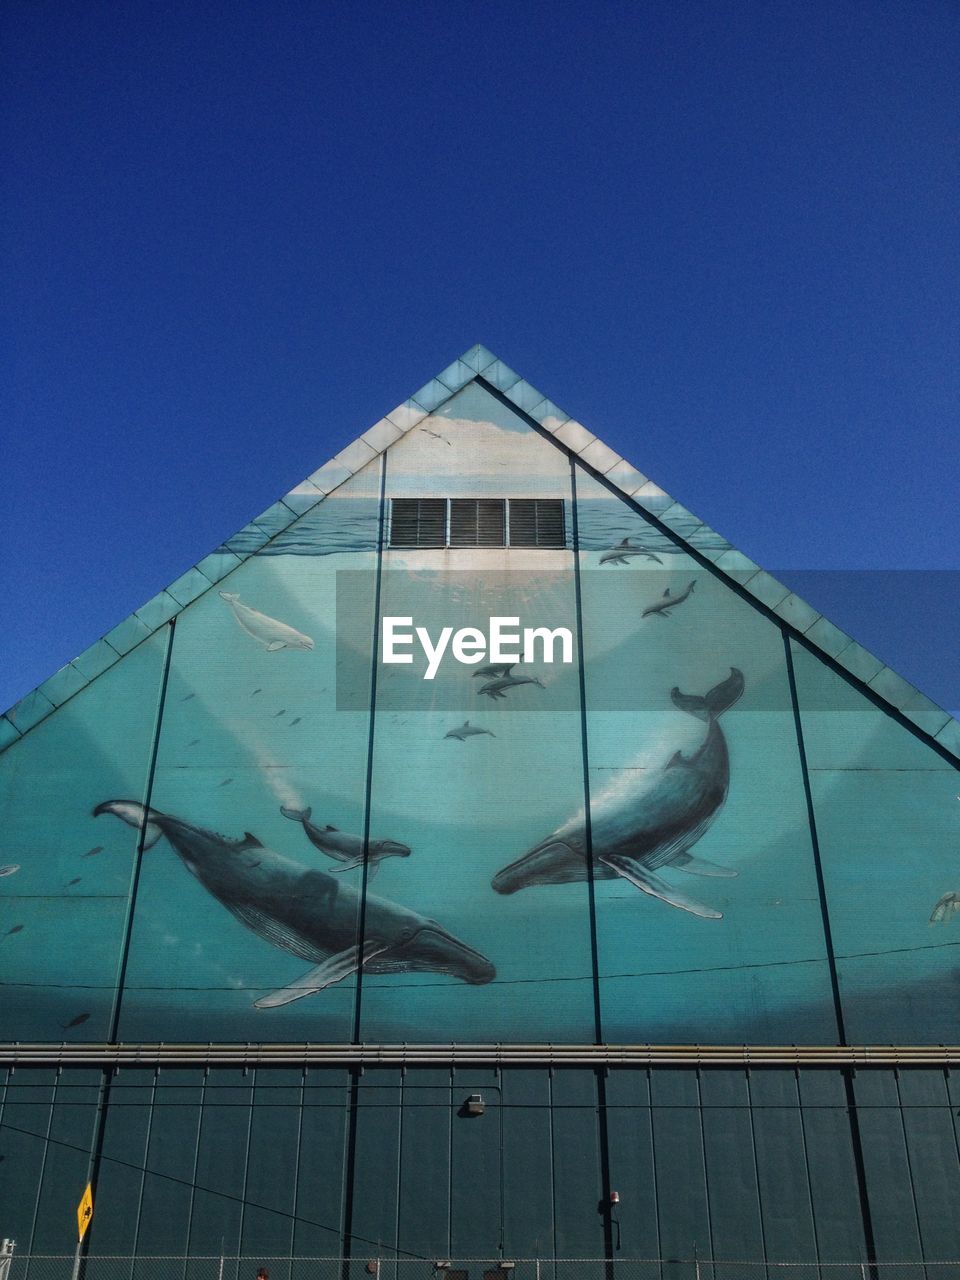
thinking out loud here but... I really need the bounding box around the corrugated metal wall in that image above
[4,1064,960,1265]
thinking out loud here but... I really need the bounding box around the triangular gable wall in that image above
[3,342,958,764]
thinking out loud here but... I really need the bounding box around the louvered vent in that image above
[388,498,447,547]
[449,499,506,547]
[508,499,566,548]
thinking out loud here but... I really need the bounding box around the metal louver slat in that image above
[509,499,565,547]
[389,498,447,547]
[449,499,506,547]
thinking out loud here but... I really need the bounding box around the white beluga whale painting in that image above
[492,669,745,919]
[280,805,411,878]
[94,801,494,1006]
[219,591,314,651]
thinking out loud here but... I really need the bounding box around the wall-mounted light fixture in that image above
[463,1093,485,1116]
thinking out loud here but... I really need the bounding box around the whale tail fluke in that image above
[281,805,312,823]
[671,668,745,722]
[93,799,165,851]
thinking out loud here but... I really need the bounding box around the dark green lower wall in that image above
[2,1065,960,1265]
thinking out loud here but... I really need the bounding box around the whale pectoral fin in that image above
[254,941,388,1008]
[600,855,722,919]
[674,853,738,878]
[266,641,287,652]
[329,857,364,872]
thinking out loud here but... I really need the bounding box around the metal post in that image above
[0,1239,16,1280]
[70,1240,82,1280]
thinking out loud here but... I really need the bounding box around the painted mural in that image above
[1,379,958,1045]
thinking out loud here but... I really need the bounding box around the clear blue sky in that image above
[3,1,959,716]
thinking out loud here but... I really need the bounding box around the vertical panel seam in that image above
[894,1071,931,1263]
[108,617,177,1044]
[782,629,847,1045]
[744,1071,771,1271]
[569,461,603,1046]
[695,1070,717,1267]
[182,1069,206,1276]
[352,452,388,1045]
[793,1070,824,1265]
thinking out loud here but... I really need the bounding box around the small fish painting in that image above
[0,865,20,878]
[66,877,82,887]
[81,846,104,858]
[63,1013,91,1030]
[220,592,314,652]
[3,925,24,938]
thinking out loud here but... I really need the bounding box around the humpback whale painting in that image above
[492,669,745,919]
[94,801,495,1006]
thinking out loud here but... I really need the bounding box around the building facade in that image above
[2,347,960,1271]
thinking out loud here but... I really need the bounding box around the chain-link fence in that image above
[3,1257,960,1280]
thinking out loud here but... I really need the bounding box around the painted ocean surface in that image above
[219,496,732,557]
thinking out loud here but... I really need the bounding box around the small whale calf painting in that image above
[94,801,494,1006]
[492,669,745,919]
[280,806,411,878]
[219,592,314,651]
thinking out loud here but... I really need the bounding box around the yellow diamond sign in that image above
[77,1183,93,1243]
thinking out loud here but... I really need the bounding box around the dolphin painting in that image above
[93,801,494,1005]
[642,579,697,619]
[471,663,516,680]
[280,806,410,878]
[477,674,546,700]
[219,592,315,651]
[444,720,496,741]
[491,669,745,919]
[599,539,663,566]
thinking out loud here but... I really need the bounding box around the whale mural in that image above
[491,669,745,919]
[94,800,494,1005]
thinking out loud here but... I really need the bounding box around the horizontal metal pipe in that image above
[1,1043,959,1068]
